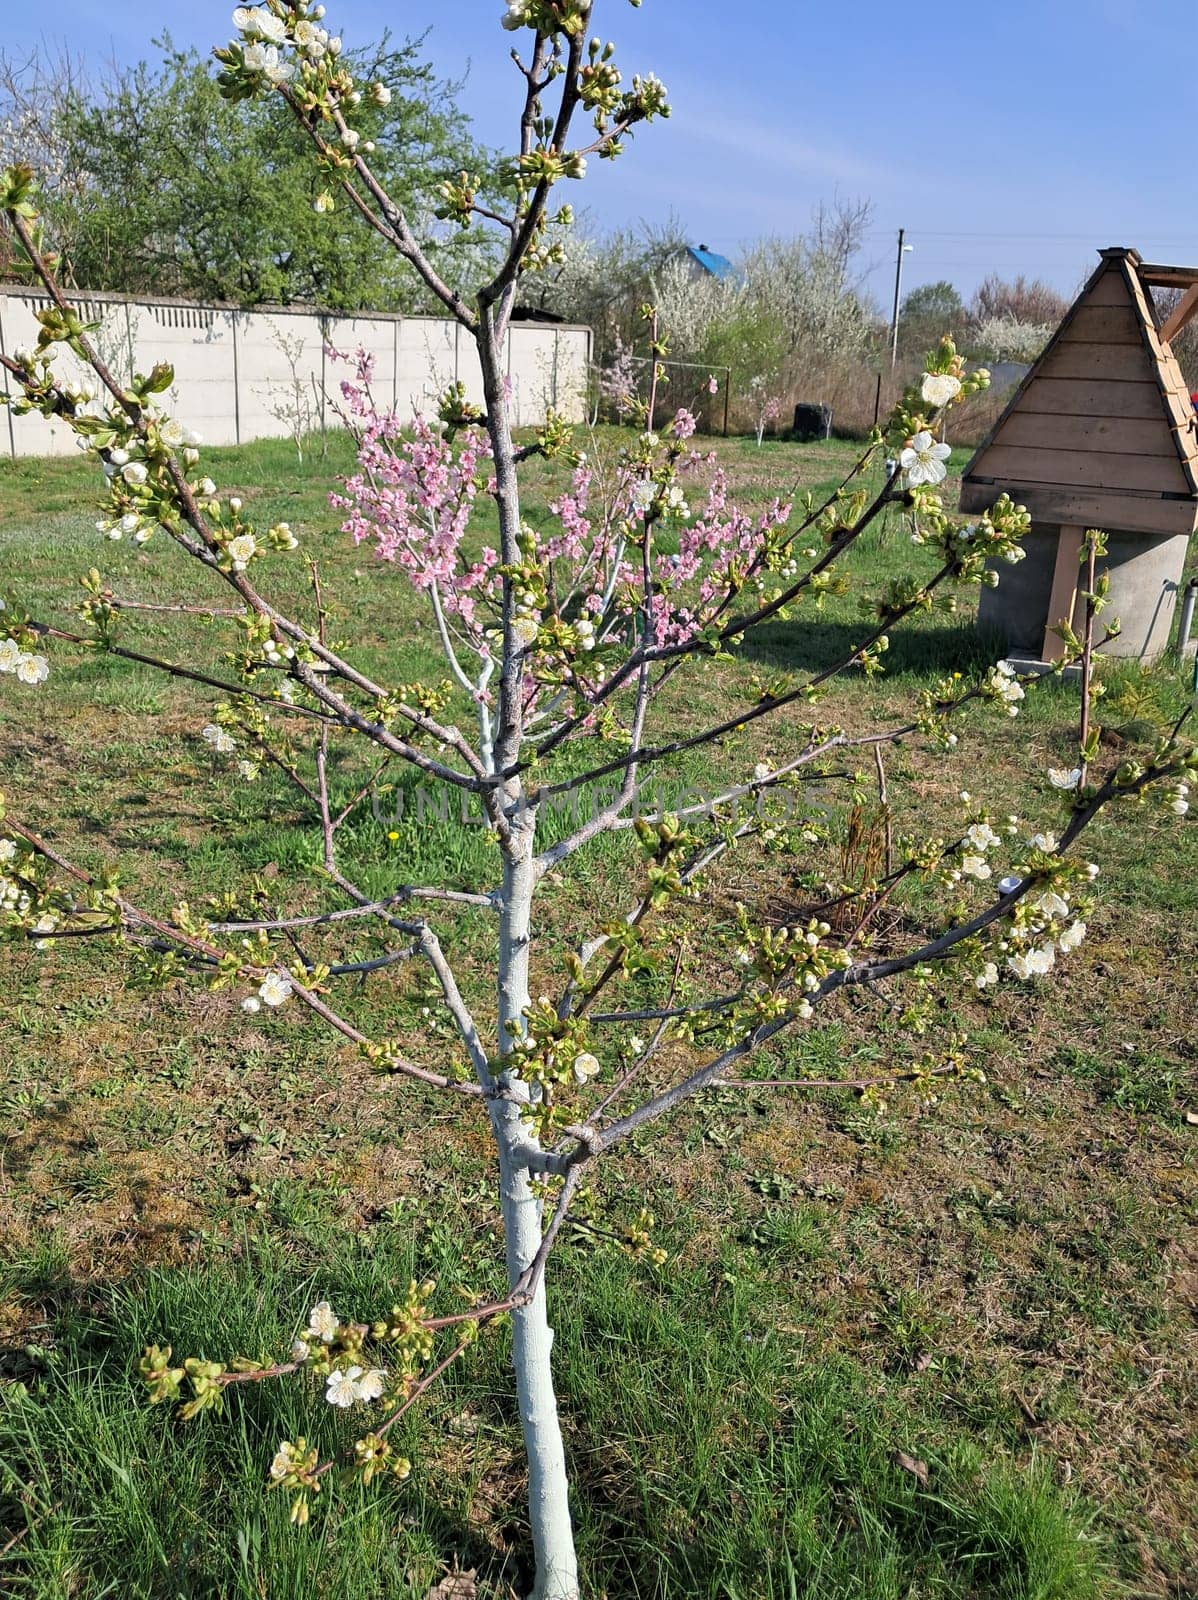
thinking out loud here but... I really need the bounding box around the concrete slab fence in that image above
[0,285,592,457]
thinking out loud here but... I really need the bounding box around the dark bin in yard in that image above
[792,403,832,441]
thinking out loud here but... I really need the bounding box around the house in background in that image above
[682,244,740,283]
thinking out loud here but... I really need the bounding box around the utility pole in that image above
[890,228,912,370]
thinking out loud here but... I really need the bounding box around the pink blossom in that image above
[330,347,799,695]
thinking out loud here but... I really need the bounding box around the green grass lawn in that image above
[0,427,1195,1599]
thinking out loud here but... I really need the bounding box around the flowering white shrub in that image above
[0,5,1193,1597]
[970,313,1056,365]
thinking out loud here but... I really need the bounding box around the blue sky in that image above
[8,0,1198,308]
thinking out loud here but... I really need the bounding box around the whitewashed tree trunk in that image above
[492,824,579,1599]
[483,303,581,1599]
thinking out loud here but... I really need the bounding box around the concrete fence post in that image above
[231,310,242,445]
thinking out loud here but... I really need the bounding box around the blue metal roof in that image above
[686,245,738,281]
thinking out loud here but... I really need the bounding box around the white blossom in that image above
[356,1367,387,1402]
[15,654,50,685]
[121,461,149,486]
[0,638,23,672]
[900,430,952,487]
[1029,888,1069,920]
[1027,943,1056,975]
[254,45,293,82]
[964,822,1000,852]
[258,972,293,1008]
[921,372,962,408]
[227,533,257,572]
[987,661,1025,715]
[290,1337,310,1363]
[630,478,655,513]
[325,1366,361,1408]
[235,5,287,43]
[236,759,260,782]
[241,996,261,1013]
[1048,767,1082,791]
[256,10,288,43]
[307,1300,338,1343]
[961,854,991,880]
[0,839,15,864]
[1058,921,1086,952]
[975,961,999,988]
[664,483,689,518]
[572,1051,601,1084]
[370,82,392,106]
[201,724,236,754]
[1009,943,1056,979]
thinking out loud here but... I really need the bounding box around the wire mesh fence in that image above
[589,355,732,435]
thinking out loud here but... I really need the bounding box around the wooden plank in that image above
[1124,257,1164,336]
[1124,261,1198,492]
[992,412,1180,456]
[1037,342,1156,382]
[1014,378,1168,419]
[1160,282,1198,344]
[976,443,1191,494]
[1081,270,1133,307]
[1057,305,1144,344]
[1138,263,1198,289]
[959,479,1198,535]
[1043,525,1084,661]
[1161,386,1198,436]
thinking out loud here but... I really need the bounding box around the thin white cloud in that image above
[668,105,893,192]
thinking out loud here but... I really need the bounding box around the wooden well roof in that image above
[960,248,1198,537]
